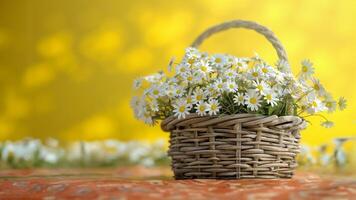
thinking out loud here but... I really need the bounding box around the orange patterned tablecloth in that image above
[0,166,355,200]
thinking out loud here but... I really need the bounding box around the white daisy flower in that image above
[244,90,262,111]
[192,88,206,103]
[224,68,238,79]
[306,93,326,114]
[207,98,221,115]
[252,80,270,95]
[183,96,193,106]
[149,85,163,98]
[300,59,314,79]
[205,84,218,98]
[213,79,225,92]
[248,67,262,80]
[273,71,285,84]
[225,79,238,92]
[259,64,274,78]
[196,60,212,74]
[276,59,290,73]
[173,85,185,97]
[211,54,226,68]
[321,120,334,128]
[338,97,347,110]
[142,112,154,125]
[234,58,248,71]
[173,100,190,119]
[311,78,326,96]
[264,90,279,107]
[233,93,245,106]
[323,93,337,113]
[195,101,208,116]
[144,72,165,83]
[149,99,159,112]
[175,63,190,75]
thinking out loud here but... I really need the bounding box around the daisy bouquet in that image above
[131,47,346,127]
[131,21,346,129]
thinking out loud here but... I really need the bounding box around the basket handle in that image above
[191,20,290,71]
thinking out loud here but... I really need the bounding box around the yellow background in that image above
[0,0,355,146]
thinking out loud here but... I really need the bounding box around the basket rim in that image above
[161,113,305,132]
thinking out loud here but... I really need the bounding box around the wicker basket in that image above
[161,20,307,179]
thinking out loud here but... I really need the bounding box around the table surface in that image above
[0,166,355,200]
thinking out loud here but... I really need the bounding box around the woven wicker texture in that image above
[162,114,306,179]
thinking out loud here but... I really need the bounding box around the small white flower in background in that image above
[245,90,262,111]
[207,98,221,115]
[195,101,208,116]
[321,120,334,128]
[233,93,245,106]
[338,97,347,110]
[300,59,314,79]
[173,100,190,119]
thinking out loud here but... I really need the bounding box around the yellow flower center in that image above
[211,104,217,110]
[188,58,195,64]
[196,95,202,101]
[179,106,186,112]
[312,101,317,107]
[262,68,268,73]
[326,102,332,107]
[313,84,320,91]
[249,97,257,104]
[199,105,206,112]
[257,85,263,91]
[302,66,308,72]
[201,66,207,72]
[252,72,258,77]
[186,98,192,104]
[266,94,272,100]
[153,90,159,95]
[215,58,222,63]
